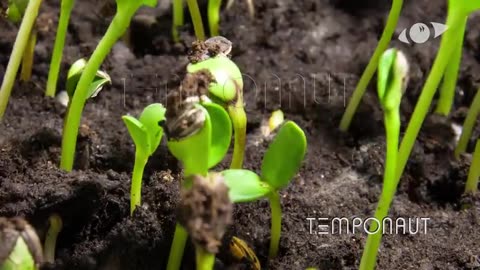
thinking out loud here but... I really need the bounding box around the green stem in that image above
[20,29,37,82]
[394,12,463,184]
[455,87,480,158]
[166,224,188,270]
[46,0,76,97]
[268,191,281,258]
[359,110,400,270]
[339,0,403,131]
[130,152,148,215]
[60,9,135,171]
[228,104,247,169]
[208,0,222,36]
[43,214,63,264]
[172,0,184,42]
[195,246,215,270]
[435,17,467,116]
[465,139,480,194]
[186,0,205,40]
[0,0,42,120]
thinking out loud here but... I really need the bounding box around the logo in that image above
[398,22,448,44]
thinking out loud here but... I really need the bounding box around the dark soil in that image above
[1,0,480,269]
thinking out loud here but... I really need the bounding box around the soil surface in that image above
[1,0,480,269]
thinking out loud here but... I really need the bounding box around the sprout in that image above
[43,214,63,264]
[359,48,408,270]
[178,174,233,270]
[122,103,166,215]
[228,236,261,270]
[261,109,285,137]
[455,87,480,158]
[221,121,307,258]
[0,217,43,270]
[0,0,42,120]
[187,37,246,169]
[46,0,77,97]
[339,0,404,131]
[464,140,480,196]
[60,0,158,171]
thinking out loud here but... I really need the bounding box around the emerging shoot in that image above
[0,0,42,119]
[229,236,261,270]
[0,217,43,270]
[46,0,77,97]
[122,103,166,215]
[465,140,480,195]
[43,214,63,264]
[60,0,158,171]
[359,48,408,270]
[454,87,480,158]
[339,0,403,131]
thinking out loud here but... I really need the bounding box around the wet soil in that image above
[1,0,480,269]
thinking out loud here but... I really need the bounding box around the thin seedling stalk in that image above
[435,17,467,116]
[208,0,222,36]
[268,191,281,258]
[172,0,184,42]
[60,8,136,171]
[130,152,148,215]
[46,0,76,97]
[465,139,480,194]
[186,0,205,40]
[339,0,403,131]
[0,0,43,120]
[394,12,463,184]
[20,29,37,82]
[167,224,189,270]
[455,87,480,158]
[228,103,247,169]
[195,246,216,270]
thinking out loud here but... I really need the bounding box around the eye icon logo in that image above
[398,22,448,44]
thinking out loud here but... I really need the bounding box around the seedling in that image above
[45,0,77,97]
[178,174,233,270]
[261,109,284,137]
[60,0,157,171]
[221,121,307,258]
[393,1,480,190]
[464,140,480,195]
[43,214,62,264]
[172,0,184,42]
[229,236,261,270]
[7,0,37,82]
[0,0,42,120]
[359,48,408,270]
[0,217,43,270]
[454,87,480,158]
[187,39,246,169]
[122,103,166,215]
[171,0,205,42]
[339,0,403,131]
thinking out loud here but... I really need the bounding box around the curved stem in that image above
[20,30,37,82]
[46,0,76,97]
[228,104,246,169]
[435,17,467,116]
[208,0,222,36]
[172,0,184,43]
[130,152,148,215]
[186,0,206,40]
[0,0,42,120]
[60,9,134,171]
[395,12,463,183]
[455,87,480,158]
[359,111,399,270]
[268,191,281,258]
[339,0,403,131]
[44,214,63,264]
[465,139,480,194]
[195,246,215,270]
[166,224,188,270]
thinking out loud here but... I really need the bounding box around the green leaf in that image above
[202,102,232,168]
[167,104,211,176]
[222,169,272,203]
[122,115,149,156]
[66,59,111,100]
[187,56,243,103]
[0,237,36,270]
[139,103,166,155]
[6,0,28,23]
[261,121,307,190]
